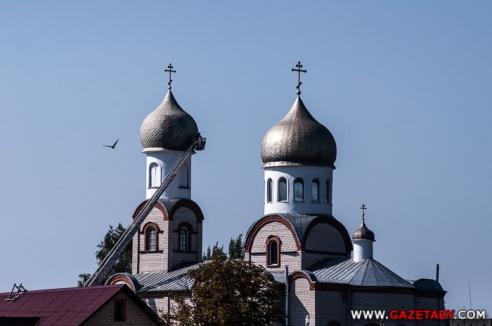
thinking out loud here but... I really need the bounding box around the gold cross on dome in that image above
[360,204,367,220]
[291,61,307,95]
[165,63,176,90]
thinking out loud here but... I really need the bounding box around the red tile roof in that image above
[0,284,159,325]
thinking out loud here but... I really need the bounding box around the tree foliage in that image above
[202,241,226,261]
[203,234,244,261]
[174,254,282,325]
[228,233,244,259]
[77,223,132,286]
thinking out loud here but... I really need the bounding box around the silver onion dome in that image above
[352,220,375,241]
[140,90,198,150]
[261,96,337,167]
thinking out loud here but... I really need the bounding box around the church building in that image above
[108,63,447,325]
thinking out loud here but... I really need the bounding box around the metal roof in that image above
[310,257,413,288]
[140,90,199,150]
[134,263,200,292]
[352,219,375,241]
[261,96,337,167]
[0,284,160,325]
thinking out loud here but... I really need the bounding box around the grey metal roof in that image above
[310,257,413,288]
[409,278,445,292]
[261,96,337,167]
[134,263,200,292]
[140,90,199,150]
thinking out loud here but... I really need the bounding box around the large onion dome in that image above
[352,219,375,241]
[140,90,198,151]
[261,96,337,167]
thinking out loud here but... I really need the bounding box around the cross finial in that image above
[360,203,367,221]
[164,63,176,90]
[291,61,307,95]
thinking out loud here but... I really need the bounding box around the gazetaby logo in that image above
[351,309,487,320]
[389,310,455,320]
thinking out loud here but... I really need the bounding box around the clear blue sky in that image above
[1,1,491,313]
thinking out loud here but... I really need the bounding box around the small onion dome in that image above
[261,96,337,167]
[140,90,198,151]
[352,219,375,241]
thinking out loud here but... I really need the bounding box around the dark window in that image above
[266,178,273,203]
[266,237,281,267]
[143,223,159,251]
[311,179,319,203]
[114,299,126,321]
[326,179,332,204]
[278,177,287,202]
[179,227,189,252]
[294,178,304,202]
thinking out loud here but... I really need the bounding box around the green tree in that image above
[202,241,226,261]
[77,223,132,286]
[203,234,244,261]
[228,234,244,259]
[174,255,282,325]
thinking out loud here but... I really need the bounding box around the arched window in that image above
[326,179,332,204]
[144,224,158,251]
[311,179,319,203]
[266,178,273,203]
[266,237,281,266]
[294,178,304,202]
[278,177,287,202]
[179,164,189,188]
[149,163,161,188]
[179,226,190,252]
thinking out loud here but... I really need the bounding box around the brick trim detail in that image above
[290,271,317,291]
[106,275,137,292]
[168,199,204,222]
[244,215,302,252]
[133,201,168,221]
[132,199,204,222]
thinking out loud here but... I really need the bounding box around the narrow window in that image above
[269,241,278,265]
[278,177,287,202]
[179,227,189,252]
[266,237,281,266]
[179,164,189,188]
[311,179,319,203]
[294,178,304,202]
[266,178,273,203]
[114,299,126,321]
[149,162,161,188]
[326,179,332,204]
[145,226,156,251]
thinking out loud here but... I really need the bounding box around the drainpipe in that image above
[285,265,289,326]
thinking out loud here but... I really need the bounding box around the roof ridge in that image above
[0,284,124,295]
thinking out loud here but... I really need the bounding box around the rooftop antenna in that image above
[5,283,27,302]
[435,263,439,283]
[165,63,176,90]
[291,61,307,95]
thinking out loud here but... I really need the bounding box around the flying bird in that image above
[103,138,119,149]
